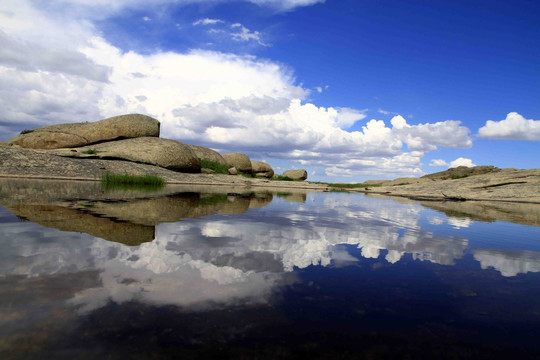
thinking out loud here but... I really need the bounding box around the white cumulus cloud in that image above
[429,158,475,169]
[449,157,475,168]
[429,159,449,167]
[0,0,473,180]
[478,112,540,140]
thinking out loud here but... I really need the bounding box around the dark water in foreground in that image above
[1,184,540,359]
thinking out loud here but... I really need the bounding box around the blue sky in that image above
[0,0,538,182]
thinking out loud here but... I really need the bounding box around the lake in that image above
[1,179,540,359]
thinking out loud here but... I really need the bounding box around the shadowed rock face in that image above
[283,169,307,180]
[251,160,274,178]
[187,145,228,166]
[7,114,160,149]
[222,153,252,173]
[55,137,201,173]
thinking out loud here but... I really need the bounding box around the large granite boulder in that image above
[251,160,274,178]
[187,144,228,166]
[7,114,160,149]
[222,152,252,173]
[283,169,308,180]
[60,137,200,172]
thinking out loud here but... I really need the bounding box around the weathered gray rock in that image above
[187,144,228,166]
[283,169,308,180]
[58,137,200,172]
[251,160,274,178]
[222,153,252,173]
[422,165,501,180]
[7,114,160,149]
[228,167,238,175]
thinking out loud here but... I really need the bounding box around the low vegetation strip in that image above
[198,158,229,174]
[101,172,165,187]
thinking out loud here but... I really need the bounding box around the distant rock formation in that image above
[187,144,228,166]
[422,165,501,180]
[54,137,200,173]
[283,169,308,180]
[222,153,252,173]
[7,114,160,149]
[251,160,274,178]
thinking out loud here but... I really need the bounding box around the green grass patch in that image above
[82,149,100,154]
[198,158,229,174]
[82,149,99,155]
[451,174,470,179]
[20,129,33,135]
[395,183,410,186]
[101,172,165,190]
[272,175,295,181]
[238,171,254,178]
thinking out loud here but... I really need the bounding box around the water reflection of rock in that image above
[2,185,274,245]
[276,192,307,203]
[421,200,540,227]
[2,188,540,316]
[473,249,540,277]
[8,204,155,246]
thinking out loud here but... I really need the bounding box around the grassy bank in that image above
[101,172,166,190]
[199,159,229,174]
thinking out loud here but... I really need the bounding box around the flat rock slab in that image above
[52,137,200,172]
[7,114,160,149]
[358,168,540,203]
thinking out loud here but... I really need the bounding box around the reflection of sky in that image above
[1,193,540,312]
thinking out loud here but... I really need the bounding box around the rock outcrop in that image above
[187,144,228,166]
[222,153,252,173]
[251,160,274,178]
[7,114,160,149]
[55,137,200,172]
[422,165,501,180]
[283,169,308,180]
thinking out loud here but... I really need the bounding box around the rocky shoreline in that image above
[353,167,540,204]
[1,113,538,204]
[2,145,539,204]
[0,146,325,191]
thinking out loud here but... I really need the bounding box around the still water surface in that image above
[1,181,540,359]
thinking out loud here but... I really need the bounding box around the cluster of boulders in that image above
[5,114,308,180]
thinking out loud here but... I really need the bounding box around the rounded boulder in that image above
[251,160,274,178]
[187,144,228,166]
[283,169,308,181]
[222,153,252,173]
